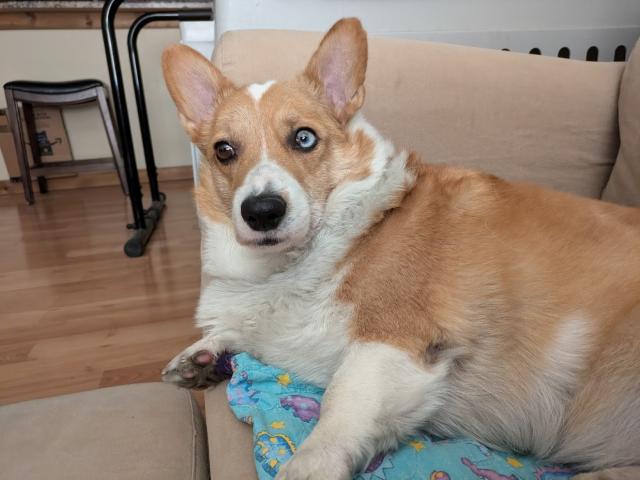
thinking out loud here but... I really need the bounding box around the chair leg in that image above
[22,103,48,194]
[4,90,34,204]
[96,87,128,196]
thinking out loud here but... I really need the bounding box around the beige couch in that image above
[1,30,638,480]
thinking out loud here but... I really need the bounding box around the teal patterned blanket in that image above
[225,352,574,480]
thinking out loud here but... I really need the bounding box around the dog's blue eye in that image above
[294,128,317,151]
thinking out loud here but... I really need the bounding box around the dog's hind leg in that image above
[573,467,640,480]
[275,342,450,480]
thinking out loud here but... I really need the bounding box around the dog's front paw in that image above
[275,447,351,480]
[162,342,226,389]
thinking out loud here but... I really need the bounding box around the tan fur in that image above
[339,162,640,468]
[162,44,235,140]
[340,165,640,359]
[304,18,368,124]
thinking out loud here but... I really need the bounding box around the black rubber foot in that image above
[37,177,48,194]
[123,194,166,257]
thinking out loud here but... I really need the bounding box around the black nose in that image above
[241,194,287,231]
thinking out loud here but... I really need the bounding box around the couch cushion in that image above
[214,30,623,199]
[0,383,208,480]
[602,39,640,206]
[205,381,256,480]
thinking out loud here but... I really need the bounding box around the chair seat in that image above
[30,157,119,176]
[3,79,104,95]
[3,76,127,203]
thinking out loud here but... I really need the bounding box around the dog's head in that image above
[163,18,369,252]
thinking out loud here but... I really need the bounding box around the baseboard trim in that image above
[0,165,193,196]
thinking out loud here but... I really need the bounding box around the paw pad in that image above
[162,349,224,389]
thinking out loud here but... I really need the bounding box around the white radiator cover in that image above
[214,0,640,60]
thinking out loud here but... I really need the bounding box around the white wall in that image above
[0,28,191,181]
[215,0,640,39]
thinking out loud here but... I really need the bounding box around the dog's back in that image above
[339,162,640,469]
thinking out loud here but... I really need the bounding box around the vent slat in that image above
[614,45,627,62]
[586,46,599,61]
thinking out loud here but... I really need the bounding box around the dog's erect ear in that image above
[304,18,368,124]
[162,44,234,140]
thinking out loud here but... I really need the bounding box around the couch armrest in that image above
[0,383,208,480]
[205,381,257,480]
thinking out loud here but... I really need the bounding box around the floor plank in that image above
[0,181,202,406]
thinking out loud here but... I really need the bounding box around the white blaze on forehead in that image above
[247,80,276,102]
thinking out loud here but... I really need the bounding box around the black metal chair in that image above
[3,79,127,205]
[100,0,210,256]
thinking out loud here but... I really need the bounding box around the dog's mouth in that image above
[237,226,315,254]
[234,225,293,251]
[248,231,314,253]
[256,237,281,247]
[236,233,290,251]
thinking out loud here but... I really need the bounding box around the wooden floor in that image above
[0,180,203,406]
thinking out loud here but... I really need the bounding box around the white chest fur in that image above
[197,218,353,386]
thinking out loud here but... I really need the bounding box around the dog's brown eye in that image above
[214,141,236,164]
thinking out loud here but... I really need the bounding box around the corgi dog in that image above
[161,18,640,480]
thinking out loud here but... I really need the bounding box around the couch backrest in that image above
[213,30,624,199]
[601,38,640,207]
